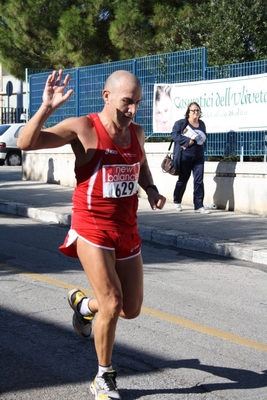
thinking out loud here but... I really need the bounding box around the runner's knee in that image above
[99,293,123,319]
[120,301,142,319]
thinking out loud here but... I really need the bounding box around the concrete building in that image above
[0,63,27,123]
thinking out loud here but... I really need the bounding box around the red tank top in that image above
[71,113,143,233]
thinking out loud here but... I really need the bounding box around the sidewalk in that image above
[1,178,267,266]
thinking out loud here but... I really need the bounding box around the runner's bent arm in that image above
[136,125,166,210]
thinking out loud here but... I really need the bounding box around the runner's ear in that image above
[102,89,110,103]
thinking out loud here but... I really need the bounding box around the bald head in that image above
[104,70,141,91]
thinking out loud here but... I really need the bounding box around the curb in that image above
[138,226,267,265]
[0,201,71,225]
[1,201,267,266]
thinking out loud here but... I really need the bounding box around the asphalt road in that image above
[0,165,22,181]
[1,208,267,399]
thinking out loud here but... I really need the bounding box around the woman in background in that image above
[171,102,209,214]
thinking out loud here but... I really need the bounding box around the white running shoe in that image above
[90,371,121,400]
[195,207,210,214]
[174,203,182,212]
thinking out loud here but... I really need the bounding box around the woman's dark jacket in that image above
[171,118,207,172]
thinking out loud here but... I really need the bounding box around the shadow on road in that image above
[1,306,267,398]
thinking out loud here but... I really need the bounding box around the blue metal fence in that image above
[28,48,266,158]
[206,59,267,80]
[29,48,206,130]
[205,60,267,158]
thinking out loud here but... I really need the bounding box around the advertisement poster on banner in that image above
[153,73,267,133]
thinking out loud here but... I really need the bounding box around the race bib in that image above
[102,163,140,198]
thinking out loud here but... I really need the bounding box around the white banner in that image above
[153,73,267,133]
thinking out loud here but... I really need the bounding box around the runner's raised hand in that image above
[42,69,73,110]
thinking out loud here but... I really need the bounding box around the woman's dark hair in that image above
[185,102,202,119]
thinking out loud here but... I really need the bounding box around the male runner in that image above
[18,69,166,399]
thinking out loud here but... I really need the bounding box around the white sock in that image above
[98,364,113,377]
[79,298,94,316]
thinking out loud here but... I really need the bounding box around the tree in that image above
[0,0,199,79]
[0,0,118,80]
[108,0,206,58]
[54,0,119,67]
[1,0,267,81]
[195,0,267,65]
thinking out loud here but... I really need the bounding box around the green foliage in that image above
[109,0,155,58]
[195,0,267,65]
[0,0,117,79]
[55,1,118,67]
[0,0,63,79]
[1,0,267,80]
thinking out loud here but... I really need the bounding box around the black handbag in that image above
[161,141,179,176]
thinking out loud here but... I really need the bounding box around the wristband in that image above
[145,184,159,194]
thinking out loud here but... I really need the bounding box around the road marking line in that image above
[2,263,267,353]
[0,264,94,295]
[141,306,267,352]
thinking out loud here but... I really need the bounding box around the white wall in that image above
[21,143,267,215]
